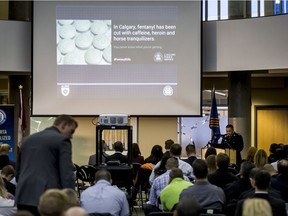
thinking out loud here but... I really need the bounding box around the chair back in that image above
[76,165,97,186]
[135,167,152,190]
[89,213,111,216]
[148,212,173,216]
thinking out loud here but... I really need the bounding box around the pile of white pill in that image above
[57,19,112,65]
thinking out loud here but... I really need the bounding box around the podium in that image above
[201,147,236,165]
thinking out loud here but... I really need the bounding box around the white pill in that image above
[75,33,93,50]
[57,49,62,64]
[58,20,74,25]
[85,49,103,65]
[57,39,75,55]
[91,20,108,35]
[74,20,91,33]
[59,25,76,39]
[103,45,111,63]
[64,50,85,65]
[93,34,111,50]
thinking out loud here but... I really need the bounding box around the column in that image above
[228,71,251,159]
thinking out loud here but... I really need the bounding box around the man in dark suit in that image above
[106,141,128,164]
[163,139,174,158]
[88,140,109,165]
[235,169,286,216]
[183,144,197,167]
[16,115,78,216]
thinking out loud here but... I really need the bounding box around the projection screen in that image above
[32,0,202,116]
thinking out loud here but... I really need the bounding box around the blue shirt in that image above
[80,180,129,216]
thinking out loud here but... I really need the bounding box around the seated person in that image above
[0,144,15,169]
[1,165,16,196]
[88,140,109,166]
[183,144,197,167]
[106,141,128,164]
[80,169,129,216]
[0,176,17,216]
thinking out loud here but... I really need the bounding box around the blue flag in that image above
[209,89,220,144]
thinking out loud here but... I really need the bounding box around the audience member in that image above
[263,163,277,177]
[16,115,77,215]
[268,143,279,163]
[144,145,163,165]
[38,189,70,216]
[254,149,268,168]
[80,169,129,216]
[106,141,128,164]
[65,207,88,216]
[149,144,193,184]
[205,155,217,174]
[244,146,257,163]
[270,148,286,171]
[183,144,197,166]
[242,198,272,216]
[88,140,109,165]
[131,143,144,164]
[207,153,238,189]
[180,159,225,212]
[173,198,202,216]
[0,176,16,215]
[204,147,216,159]
[145,158,191,215]
[160,168,192,211]
[163,139,175,158]
[225,161,255,204]
[62,188,80,207]
[153,156,170,179]
[271,159,288,202]
[0,144,15,168]
[235,170,286,216]
[1,165,16,196]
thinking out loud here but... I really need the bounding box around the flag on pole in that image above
[18,85,27,146]
[209,88,220,144]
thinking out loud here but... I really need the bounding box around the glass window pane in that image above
[260,0,265,16]
[203,0,206,21]
[251,0,258,17]
[220,0,228,20]
[207,0,218,20]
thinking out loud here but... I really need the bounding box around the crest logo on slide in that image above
[154,52,163,62]
[61,85,70,96]
[0,109,7,126]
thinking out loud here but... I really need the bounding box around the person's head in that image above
[95,169,112,183]
[173,198,202,216]
[64,207,88,216]
[113,141,124,152]
[61,188,80,207]
[205,154,217,174]
[254,149,268,168]
[249,167,260,187]
[216,153,230,170]
[242,198,272,216]
[274,148,286,161]
[132,143,141,158]
[263,163,277,176]
[170,144,182,157]
[146,145,163,164]
[192,159,208,179]
[53,115,78,139]
[38,189,70,216]
[165,139,175,150]
[185,144,196,156]
[0,176,8,198]
[240,161,255,179]
[0,144,11,155]
[169,168,184,183]
[1,165,15,181]
[204,147,216,159]
[269,143,279,154]
[277,159,288,175]
[226,124,234,136]
[165,157,179,170]
[254,170,270,191]
[246,146,257,162]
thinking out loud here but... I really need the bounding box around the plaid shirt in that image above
[149,170,191,207]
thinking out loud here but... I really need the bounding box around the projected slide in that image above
[33,1,201,116]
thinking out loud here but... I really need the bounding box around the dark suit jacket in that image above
[16,127,75,207]
[183,156,197,167]
[106,152,129,164]
[235,192,286,216]
[88,152,109,166]
[208,169,238,189]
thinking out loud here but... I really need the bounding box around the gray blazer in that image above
[15,127,75,207]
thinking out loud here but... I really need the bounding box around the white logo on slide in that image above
[154,52,163,62]
[61,85,70,96]
[163,85,173,96]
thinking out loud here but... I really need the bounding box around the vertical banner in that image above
[0,105,15,160]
